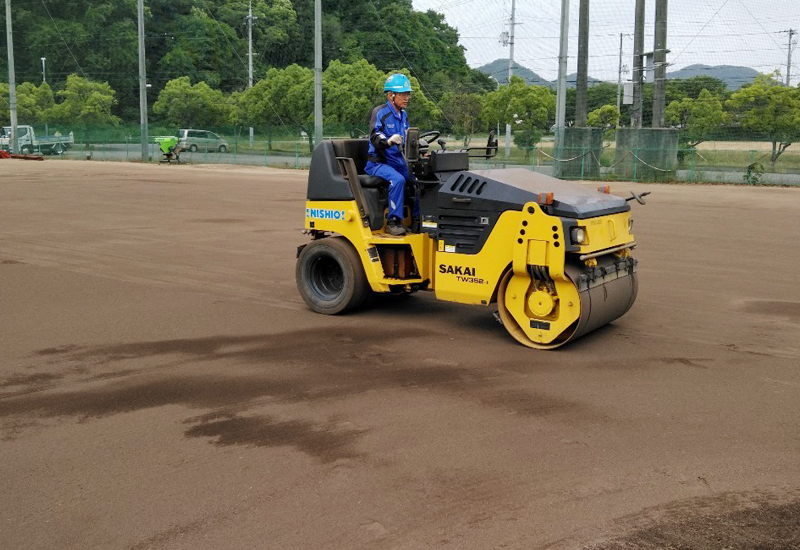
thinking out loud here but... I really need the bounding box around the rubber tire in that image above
[53,143,65,155]
[189,144,198,153]
[21,145,33,154]
[296,237,370,314]
[218,144,228,153]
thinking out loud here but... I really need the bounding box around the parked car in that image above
[177,129,228,153]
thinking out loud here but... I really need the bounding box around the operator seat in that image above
[330,139,386,188]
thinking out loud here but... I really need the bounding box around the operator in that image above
[365,73,417,236]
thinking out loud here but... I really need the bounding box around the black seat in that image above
[330,139,388,188]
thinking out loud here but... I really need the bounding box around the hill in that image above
[479,59,761,90]
[477,59,602,88]
[476,59,551,87]
[665,64,760,89]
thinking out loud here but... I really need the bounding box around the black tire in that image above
[189,144,198,153]
[296,237,370,314]
[53,143,65,155]
[218,144,228,153]
[21,145,33,155]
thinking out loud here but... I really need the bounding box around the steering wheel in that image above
[418,131,440,144]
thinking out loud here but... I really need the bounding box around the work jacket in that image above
[367,100,409,171]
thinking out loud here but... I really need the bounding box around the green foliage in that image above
[586,105,619,141]
[17,83,56,124]
[48,75,121,128]
[234,64,315,149]
[322,60,385,137]
[153,77,233,127]
[405,74,442,130]
[566,83,618,125]
[7,1,140,119]
[666,76,727,102]
[0,83,10,126]
[587,105,619,128]
[666,89,728,147]
[727,73,800,165]
[481,77,554,158]
[440,92,483,145]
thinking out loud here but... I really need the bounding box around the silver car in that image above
[177,129,229,153]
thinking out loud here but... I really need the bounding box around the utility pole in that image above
[554,0,570,131]
[5,0,18,154]
[651,0,668,128]
[504,0,517,157]
[314,0,322,148]
[41,57,46,84]
[247,2,256,147]
[786,29,796,86]
[137,0,148,162]
[616,33,624,119]
[575,0,590,126]
[631,0,645,128]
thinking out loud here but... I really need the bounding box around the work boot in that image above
[386,217,407,236]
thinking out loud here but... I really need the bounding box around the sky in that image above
[411,0,800,85]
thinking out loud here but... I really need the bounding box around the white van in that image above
[177,129,228,153]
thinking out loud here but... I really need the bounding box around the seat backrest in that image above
[331,139,370,174]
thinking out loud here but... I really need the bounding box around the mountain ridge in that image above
[476,60,761,90]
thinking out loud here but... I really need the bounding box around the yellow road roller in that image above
[296,131,646,349]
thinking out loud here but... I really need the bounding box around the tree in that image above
[665,88,728,148]
[727,73,800,166]
[566,82,618,126]
[666,76,727,103]
[440,92,483,145]
[587,104,620,141]
[0,83,10,126]
[7,1,140,119]
[587,105,619,129]
[213,0,298,72]
[234,64,315,150]
[153,77,233,127]
[322,60,385,137]
[48,74,121,129]
[15,83,56,125]
[481,76,555,158]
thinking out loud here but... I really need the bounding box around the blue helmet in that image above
[384,73,412,93]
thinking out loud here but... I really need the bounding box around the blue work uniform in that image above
[365,101,415,221]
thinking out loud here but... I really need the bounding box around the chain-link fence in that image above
[6,122,798,186]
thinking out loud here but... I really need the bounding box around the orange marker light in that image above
[598,185,611,194]
[538,192,554,205]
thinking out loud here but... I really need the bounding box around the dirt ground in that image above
[1,160,799,550]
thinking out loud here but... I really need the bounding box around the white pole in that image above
[554,0,569,130]
[5,0,18,154]
[137,0,148,162]
[248,1,254,147]
[41,56,48,135]
[787,29,795,86]
[314,0,323,147]
[504,0,516,158]
[616,33,623,119]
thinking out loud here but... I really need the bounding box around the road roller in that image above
[296,130,646,349]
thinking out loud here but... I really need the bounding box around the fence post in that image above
[295,143,300,169]
[633,148,639,182]
[748,150,756,184]
[690,149,695,182]
[533,146,537,168]
[580,147,586,180]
